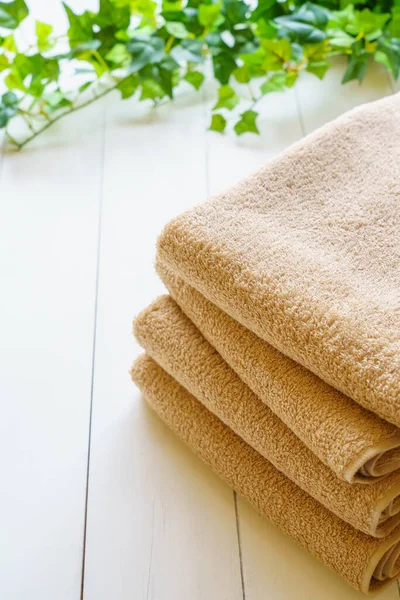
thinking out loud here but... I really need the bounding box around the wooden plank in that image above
[82,89,243,600]
[0,101,105,597]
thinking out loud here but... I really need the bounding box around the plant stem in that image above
[165,35,175,53]
[8,75,131,149]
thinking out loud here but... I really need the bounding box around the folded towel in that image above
[157,93,400,427]
[131,353,400,594]
[134,295,400,538]
[156,260,400,483]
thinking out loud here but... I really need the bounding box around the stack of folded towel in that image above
[131,93,400,594]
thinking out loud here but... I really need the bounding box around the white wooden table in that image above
[1,2,399,598]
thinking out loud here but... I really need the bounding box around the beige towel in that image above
[156,260,400,483]
[131,353,400,594]
[134,295,400,538]
[157,93,400,427]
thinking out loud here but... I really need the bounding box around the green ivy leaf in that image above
[260,72,287,95]
[233,65,251,83]
[213,84,239,110]
[184,70,204,89]
[165,21,189,38]
[347,9,390,41]
[261,38,292,70]
[172,39,204,63]
[209,112,226,132]
[105,43,131,65]
[234,109,259,135]
[389,6,400,38]
[63,3,94,48]
[1,34,17,52]
[0,53,9,72]
[36,21,53,52]
[140,78,166,100]
[274,3,328,44]
[44,90,72,112]
[117,74,140,98]
[127,37,165,71]
[306,59,330,78]
[198,2,223,29]
[342,41,368,83]
[0,90,18,128]
[0,0,28,29]
[130,0,157,27]
[212,51,237,83]
[374,37,400,79]
[223,0,248,25]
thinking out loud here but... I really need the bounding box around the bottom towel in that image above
[131,353,400,594]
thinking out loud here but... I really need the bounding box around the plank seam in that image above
[234,492,246,600]
[79,104,107,600]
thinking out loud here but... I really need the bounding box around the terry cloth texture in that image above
[131,353,400,594]
[156,260,400,484]
[157,93,400,428]
[134,295,400,538]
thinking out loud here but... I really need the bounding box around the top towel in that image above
[158,93,400,427]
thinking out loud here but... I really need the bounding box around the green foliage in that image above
[1,0,400,147]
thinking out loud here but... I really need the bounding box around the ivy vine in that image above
[0,0,399,148]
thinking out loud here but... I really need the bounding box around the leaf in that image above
[261,38,292,70]
[274,3,328,44]
[165,21,189,38]
[117,74,140,98]
[172,39,204,63]
[63,3,93,48]
[127,37,165,71]
[275,17,326,44]
[140,78,166,100]
[44,91,72,112]
[374,37,400,79]
[327,28,355,49]
[130,0,157,27]
[184,70,204,89]
[0,90,18,128]
[234,109,259,135]
[36,21,53,52]
[105,43,131,65]
[389,6,400,38]
[285,70,298,88]
[260,72,287,95]
[348,9,390,41]
[306,59,330,78]
[0,0,28,29]
[79,81,93,92]
[1,34,17,52]
[198,2,223,29]
[342,42,368,83]
[94,0,131,30]
[209,113,226,132]
[213,84,239,110]
[212,51,237,84]
[69,39,101,57]
[223,0,247,26]
[2,90,17,106]
[233,65,251,83]
[5,67,25,91]
[0,53,9,72]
